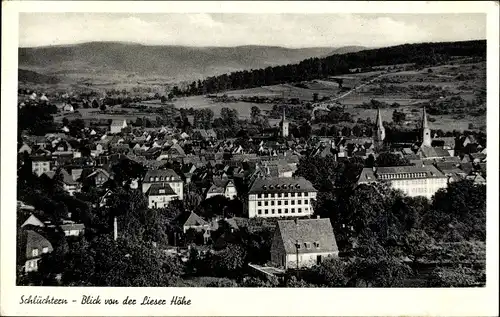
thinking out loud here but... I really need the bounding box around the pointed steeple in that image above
[421,106,432,147]
[374,108,385,145]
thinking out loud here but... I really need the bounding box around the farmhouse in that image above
[270,218,339,269]
[110,119,127,134]
[17,229,53,273]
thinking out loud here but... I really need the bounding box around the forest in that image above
[172,40,486,97]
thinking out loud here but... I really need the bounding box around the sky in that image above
[19,13,486,48]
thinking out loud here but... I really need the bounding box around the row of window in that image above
[32,247,49,257]
[257,192,309,198]
[257,207,309,215]
[379,172,428,180]
[148,176,179,182]
[258,199,309,207]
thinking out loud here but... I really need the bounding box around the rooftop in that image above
[277,218,338,255]
[248,177,316,194]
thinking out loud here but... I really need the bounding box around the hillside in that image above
[18,42,335,82]
[18,69,60,84]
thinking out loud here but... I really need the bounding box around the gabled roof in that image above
[111,119,127,127]
[276,219,338,254]
[249,177,316,194]
[146,183,177,196]
[183,212,209,227]
[418,146,451,158]
[18,229,53,261]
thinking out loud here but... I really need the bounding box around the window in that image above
[264,201,269,206]
[305,242,311,249]
[284,200,288,205]
[258,210,262,215]
[304,199,309,204]
[291,200,295,205]
[258,201,262,206]
[271,201,275,206]
[298,208,302,213]
[278,201,282,206]
[149,177,154,181]
[291,208,295,213]
[32,249,39,257]
[257,194,262,198]
[291,193,295,197]
[271,209,275,214]
[297,200,302,204]
[42,247,49,253]
[278,193,282,198]
[297,192,302,197]
[285,209,289,213]
[278,209,282,214]
[284,193,289,197]
[304,192,309,197]
[264,193,269,198]
[314,241,320,248]
[265,210,269,215]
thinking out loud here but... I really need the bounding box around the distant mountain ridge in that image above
[19,42,352,82]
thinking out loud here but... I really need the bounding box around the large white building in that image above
[142,169,184,200]
[247,177,317,218]
[357,165,448,199]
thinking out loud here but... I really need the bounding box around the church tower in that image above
[421,106,432,147]
[280,108,289,138]
[374,108,385,148]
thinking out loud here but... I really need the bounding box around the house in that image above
[110,119,127,134]
[182,211,211,234]
[62,104,74,113]
[270,218,339,270]
[247,177,317,218]
[142,169,184,199]
[43,169,80,196]
[17,229,53,273]
[83,168,111,187]
[20,214,46,228]
[206,178,238,199]
[357,165,448,199]
[146,183,179,209]
[18,143,32,154]
[32,156,51,176]
[60,221,85,236]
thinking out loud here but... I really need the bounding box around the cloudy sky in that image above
[19,13,486,48]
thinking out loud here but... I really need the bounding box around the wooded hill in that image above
[175,40,486,96]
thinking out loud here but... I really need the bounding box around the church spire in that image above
[374,108,385,146]
[421,106,432,147]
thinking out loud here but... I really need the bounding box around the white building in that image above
[270,218,339,269]
[247,177,317,218]
[142,169,183,200]
[146,183,179,209]
[357,165,448,199]
[206,178,238,199]
[110,119,127,134]
[31,157,51,176]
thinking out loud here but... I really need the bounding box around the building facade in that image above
[270,218,339,269]
[142,169,184,200]
[32,157,51,176]
[146,183,179,209]
[357,165,448,199]
[248,177,317,218]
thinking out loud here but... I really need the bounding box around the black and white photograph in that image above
[2,1,499,316]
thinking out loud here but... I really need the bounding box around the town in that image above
[16,40,486,288]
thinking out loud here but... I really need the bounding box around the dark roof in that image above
[249,177,316,194]
[418,146,450,158]
[276,219,338,254]
[146,183,177,196]
[19,229,53,261]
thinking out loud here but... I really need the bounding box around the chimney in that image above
[113,216,118,241]
[316,215,320,219]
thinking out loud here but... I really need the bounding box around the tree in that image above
[347,255,412,287]
[250,106,261,123]
[427,266,484,287]
[402,228,435,270]
[375,152,411,167]
[308,257,349,287]
[392,109,406,124]
[209,243,247,278]
[92,99,100,108]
